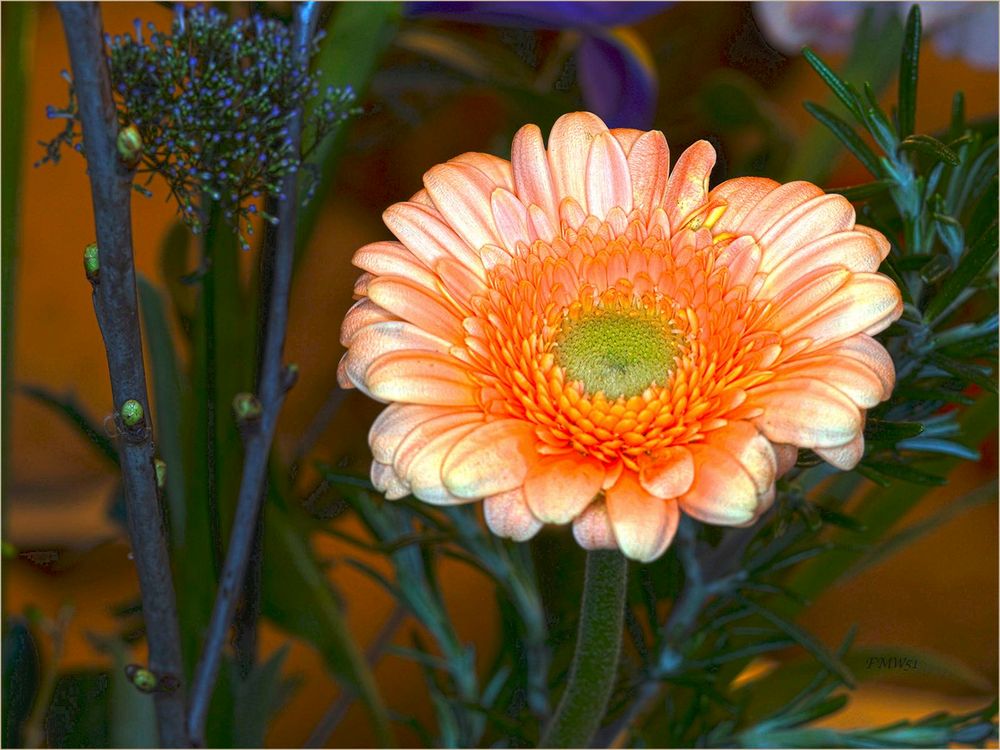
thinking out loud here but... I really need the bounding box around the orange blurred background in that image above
[3,3,997,747]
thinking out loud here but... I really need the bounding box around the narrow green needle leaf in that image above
[899,134,960,166]
[803,102,884,177]
[801,47,863,121]
[925,220,998,322]
[829,179,894,201]
[898,4,921,138]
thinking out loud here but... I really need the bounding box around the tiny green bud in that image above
[120,399,144,428]
[125,664,158,693]
[282,362,299,391]
[232,392,262,422]
[154,458,167,490]
[117,123,143,166]
[83,243,100,280]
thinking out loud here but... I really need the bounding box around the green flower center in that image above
[555,306,680,400]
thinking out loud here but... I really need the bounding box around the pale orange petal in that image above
[662,140,715,227]
[484,488,543,541]
[763,267,853,329]
[814,434,865,470]
[369,403,455,464]
[572,500,618,550]
[342,321,452,392]
[710,421,777,496]
[715,235,762,288]
[586,130,633,218]
[424,162,502,253]
[775,353,886,409]
[512,124,559,222]
[407,421,484,504]
[392,410,485,479]
[366,276,466,343]
[749,378,862,448]
[547,112,609,212]
[491,187,532,251]
[680,443,759,525]
[606,472,679,562]
[739,180,825,236]
[625,130,670,215]
[609,127,645,155]
[449,151,514,190]
[523,455,605,524]
[757,194,856,272]
[371,460,409,500]
[787,273,903,345]
[442,419,538,499]
[354,241,438,290]
[638,445,695,498]
[340,298,396,347]
[708,176,780,235]
[854,224,892,260]
[383,201,485,278]
[835,334,896,399]
[760,231,883,298]
[773,444,798,477]
[367,350,478,406]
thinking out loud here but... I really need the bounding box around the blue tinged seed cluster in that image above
[41,5,359,250]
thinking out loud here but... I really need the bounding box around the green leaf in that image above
[861,459,947,486]
[95,638,157,749]
[19,384,118,466]
[928,353,998,394]
[2,619,39,748]
[899,134,960,166]
[801,48,863,122]
[261,502,393,746]
[295,2,402,264]
[864,419,924,443]
[897,4,921,138]
[138,275,188,550]
[803,102,884,178]
[232,644,300,748]
[44,671,111,748]
[829,179,894,201]
[925,220,998,322]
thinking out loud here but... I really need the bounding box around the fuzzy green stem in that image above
[540,549,628,749]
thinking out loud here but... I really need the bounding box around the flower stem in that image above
[540,549,628,749]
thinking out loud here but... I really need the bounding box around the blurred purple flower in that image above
[405,2,671,128]
[754,2,998,71]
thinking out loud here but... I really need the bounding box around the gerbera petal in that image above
[638,445,695,498]
[572,500,618,550]
[814,434,865,470]
[366,276,466,343]
[773,444,799,477]
[340,297,396,347]
[708,176,781,235]
[367,350,478,406]
[369,403,454,464]
[484,488,543,542]
[393,410,485,479]
[606,472,679,561]
[512,123,559,222]
[626,129,670,213]
[450,151,514,190]
[383,201,485,277]
[854,224,892,260]
[610,127,645,155]
[342,321,453,390]
[407,423,484,504]
[442,419,538,499]
[662,140,715,228]
[547,111,610,212]
[354,241,439,290]
[757,194,856,273]
[763,267,852,328]
[523,455,605,524]
[491,188,532,251]
[749,378,862,448]
[776,353,886,409]
[760,231,884,297]
[371,460,409,500]
[586,130,633,218]
[835,334,896,399]
[710,421,777,496]
[424,162,502,253]
[680,443,760,525]
[739,180,825,236]
[715,235,762,288]
[787,273,903,345]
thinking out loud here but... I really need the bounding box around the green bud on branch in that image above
[83,242,100,280]
[154,458,167,490]
[119,399,144,428]
[232,392,262,423]
[116,123,143,167]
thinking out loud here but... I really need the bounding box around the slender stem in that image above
[56,5,187,746]
[540,550,628,749]
[185,4,319,745]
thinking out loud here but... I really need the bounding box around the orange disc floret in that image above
[339,111,902,562]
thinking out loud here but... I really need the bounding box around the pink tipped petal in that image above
[449,151,514,190]
[384,202,485,278]
[484,488,543,542]
[433,256,486,309]
[764,267,853,328]
[760,231,883,297]
[626,130,670,213]
[523,455,605,524]
[638,445,695,498]
[572,500,618,550]
[491,188,532,252]
[757,194,856,272]
[547,112,610,212]
[528,204,558,243]
[609,127,645,155]
[480,243,514,271]
[776,354,887,409]
[814,434,865,470]
[708,177,781,235]
[855,224,892,260]
[442,419,538,499]
[354,241,439,290]
[835,334,896,399]
[711,421,777,496]
[512,124,559,221]
[787,273,903,345]
[424,162,502,253]
[372,460,410,500]
[559,197,588,231]
[369,403,453,464]
[716,236,762,288]
[680,443,760,525]
[606,472,679,562]
[749,378,862,448]
[343,321,453,390]
[739,181,825,236]
[586,130,633,218]
[407,422,484,504]
[367,350,479,406]
[366,276,466,343]
[662,140,716,228]
[340,298,396,347]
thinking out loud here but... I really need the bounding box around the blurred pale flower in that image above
[405,2,668,127]
[754,1,999,70]
[340,112,902,561]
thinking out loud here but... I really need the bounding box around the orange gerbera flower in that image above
[339,112,902,562]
